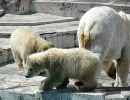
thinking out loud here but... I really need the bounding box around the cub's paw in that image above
[18,67,25,75]
[18,71,25,76]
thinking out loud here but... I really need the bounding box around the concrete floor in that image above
[0,61,130,100]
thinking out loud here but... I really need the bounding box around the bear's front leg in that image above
[39,77,62,91]
[12,52,25,74]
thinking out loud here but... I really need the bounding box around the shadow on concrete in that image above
[0,61,14,68]
[50,86,130,93]
[19,12,37,15]
[36,85,130,94]
[96,86,130,94]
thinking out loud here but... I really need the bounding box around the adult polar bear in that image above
[77,6,130,87]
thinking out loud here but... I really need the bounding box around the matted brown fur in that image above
[107,63,116,79]
[80,22,90,48]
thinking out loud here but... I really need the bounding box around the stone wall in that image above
[39,0,130,4]
[31,0,130,19]
[49,0,125,1]
[69,0,130,4]
[0,0,130,15]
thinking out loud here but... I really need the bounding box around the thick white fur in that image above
[26,48,100,91]
[77,6,130,87]
[10,27,54,73]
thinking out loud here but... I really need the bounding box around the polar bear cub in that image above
[25,48,100,91]
[10,27,54,73]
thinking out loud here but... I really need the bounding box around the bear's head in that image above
[25,52,47,78]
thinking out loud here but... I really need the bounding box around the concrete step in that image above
[30,0,130,18]
[0,21,78,37]
[0,38,13,64]
[0,13,77,26]
[0,20,79,64]
[0,61,130,100]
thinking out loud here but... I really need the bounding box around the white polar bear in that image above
[10,27,54,73]
[25,48,100,91]
[77,6,130,87]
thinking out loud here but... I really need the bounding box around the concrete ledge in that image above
[0,90,106,100]
[105,94,126,100]
[30,1,130,18]
[0,13,77,26]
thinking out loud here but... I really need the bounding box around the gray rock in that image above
[0,38,13,64]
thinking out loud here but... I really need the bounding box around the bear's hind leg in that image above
[83,80,97,92]
[56,77,69,89]
[74,80,97,92]
[114,59,129,87]
[74,81,84,91]
[114,46,130,87]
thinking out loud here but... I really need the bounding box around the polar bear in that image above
[25,48,100,91]
[77,6,130,87]
[10,27,54,73]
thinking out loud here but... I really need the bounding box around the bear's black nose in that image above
[25,75,29,78]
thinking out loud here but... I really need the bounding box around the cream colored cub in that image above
[25,48,100,91]
[10,27,54,74]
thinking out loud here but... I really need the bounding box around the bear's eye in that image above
[29,68,33,71]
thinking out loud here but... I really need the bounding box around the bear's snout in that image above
[25,72,30,78]
[25,68,33,78]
